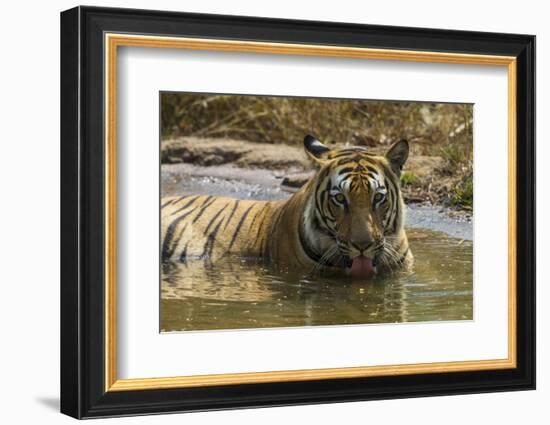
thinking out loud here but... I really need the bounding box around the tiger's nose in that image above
[351,238,373,252]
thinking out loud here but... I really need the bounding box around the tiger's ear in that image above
[385,139,409,177]
[304,135,331,165]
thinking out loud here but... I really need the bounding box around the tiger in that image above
[161,135,413,278]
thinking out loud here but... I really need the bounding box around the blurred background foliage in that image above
[161,93,472,156]
[161,93,473,209]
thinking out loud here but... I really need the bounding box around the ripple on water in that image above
[160,228,473,332]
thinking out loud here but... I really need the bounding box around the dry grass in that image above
[161,93,473,209]
[162,94,470,150]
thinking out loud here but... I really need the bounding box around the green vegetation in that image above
[400,171,419,187]
[451,174,474,210]
[437,119,473,209]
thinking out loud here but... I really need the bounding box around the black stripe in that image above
[321,186,334,218]
[161,199,175,209]
[314,177,333,231]
[335,157,357,166]
[179,240,190,262]
[386,183,397,232]
[331,149,373,159]
[312,215,334,239]
[383,197,391,228]
[252,204,270,249]
[367,171,379,181]
[390,180,401,234]
[379,161,400,187]
[386,186,395,230]
[226,204,255,253]
[298,221,322,263]
[201,218,225,259]
[326,195,337,220]
[332,148,360,154]
[315,181,334,229]
[247,204,264,231]
[268,207,286,245]
[169,195,190,206]
[338,166,355,175]
[314,183,323,217]
[170,195,201,216]
[267,207,288,260]
[312,168,329,218]
[364,162,377,171]
[162,207,200,260]
[203,202,230,235]
[191,196,216,223]
[224,200,240,229]
[171,223,188,257]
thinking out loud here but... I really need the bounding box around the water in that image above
[160,163,473,332]
[161,229,473,332]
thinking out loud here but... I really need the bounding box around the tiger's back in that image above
[161,195,282,262]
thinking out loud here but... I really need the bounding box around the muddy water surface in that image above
[161,229,472,331]
[160,164,473,332]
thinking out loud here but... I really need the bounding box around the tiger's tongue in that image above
[350,257,375,278]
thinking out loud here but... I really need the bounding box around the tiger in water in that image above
[161,135,413,278]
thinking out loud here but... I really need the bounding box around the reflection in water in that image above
[161,229,473,332]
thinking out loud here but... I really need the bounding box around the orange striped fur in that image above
[161,136,413,274]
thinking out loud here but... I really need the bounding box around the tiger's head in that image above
[300,134,411,278]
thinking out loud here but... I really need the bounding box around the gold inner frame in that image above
[104,33,517,392]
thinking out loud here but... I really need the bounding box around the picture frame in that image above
[60,5,535,419]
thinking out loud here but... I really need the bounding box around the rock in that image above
[281,172,315,188]
[161,137,311,171]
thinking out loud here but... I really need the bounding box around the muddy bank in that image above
[405,205,472,241]
[162,137,471,211]
[162,137,310,171]
[162,163,472,240]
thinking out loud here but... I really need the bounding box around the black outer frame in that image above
[60,5,535,419]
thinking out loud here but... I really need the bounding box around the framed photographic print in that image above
[60,6,535,419]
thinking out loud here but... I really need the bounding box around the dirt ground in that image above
[161,137,472,215]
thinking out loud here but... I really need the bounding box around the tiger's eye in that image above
[374,193,385,203]
[334,193,346,204]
